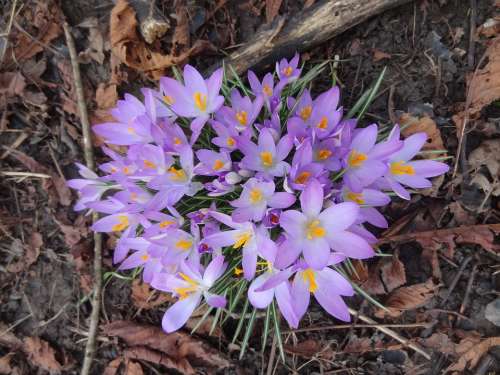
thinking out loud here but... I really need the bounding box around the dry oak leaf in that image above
[0,72,26,96]
[375,279,438,318]
[7,232,43,273]
[23,337,62,374]
[124,347,194,375]
[373,49,392,62]
[131,279,173,310]
[399,113,446,155]
[103,321,232,371]
[110,0,209,78]
[284,339,334,359]
[357,253,406,295]
[445,336,500,373]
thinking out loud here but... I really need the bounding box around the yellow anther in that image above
[317,116,328,129]
[122,166,131,175]
[302,269,318,293]
[390,161,415,175]
[193,91,207,112]
[130,192,138,201]
[163,95,174,105]
[234,267,244,276]
[112,215,129,232]
[306,220,325,240]
[234,231,252,249]
[295,171,311,185]
[173,137,182,145]
[249,188,263,204]
[175,239,193,251]
[317,149,332,160]
[235,111,248,126]
[143,160,156,169]
[263,84,273,96]
[174,272,198,299]
[140,254,149,262]
[260,151,273,167]
[168,166,187,181]
[159,220,175,229]
[346,191,365,205]
[127,126,136,134]
[347,150,368,168]
[213,159,225,171]
[283,66,293,77]
[110,167,118,173]
[299,105,312,121]
[226,137,236,147]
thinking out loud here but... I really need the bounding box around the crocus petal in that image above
[362,189,391,206]
[118,250,147,270]
[317,268,354,296]
[388,178,411,200]
[242,244,257,280]
[393,132,427,161]
[408,160,449,177]
[319,202,359,233]
[328,231,374,259]
[203,255,226,286]
[279,210,307,234]
[274,238,302,269]
[202,229,241,248]
[162,293,201,333]
[291,274,310,321]
[303,238,330,270]
[268,192,296,209]
[314,290,351,322]
[350,124,377,153]
[256,268,294,292]
[205,293,226,308]
[248,273,274,308]
[300,178,323,217]
[275,282,300,328]
[395,174,432,189]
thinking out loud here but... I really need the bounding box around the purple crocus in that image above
[151,256,227,333]
[230,178,295,222]
[276,179,374,269]
[276,53,301,84]
[160,65,224,142]
[239,128,293,178]
[195,149,232,176]
[248,71,281,111]
[380,126,450,200]
[216,89,263,132]
[287,141,326,191]
[210,120,240,151]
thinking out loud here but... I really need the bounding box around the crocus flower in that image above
[203,212,276,280]
[217,89,263,132]
[340,186,390,207]
[210,120,240,151]
[160,65,224,142]
[277,179,374,269]
[151,256,227,333]
[248,71,281,111]
[230,178,295,222]
[343,124,402,190]
[239,128,293,178]
[195,149,232,176]
[380,126,449,200]
[287,141,326,191]
[276,53,301,84]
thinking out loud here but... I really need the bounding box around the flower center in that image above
[175,272,199,300]
[235,111,248,126]
[317,149,332,160]
[346,191,365,205]
[159,220,175,229]
[127,126,136,134]
[163,95,174,105]
[302,269,318,293]
[130,192,138,201]
[263,84,273,96]
[168,166,187,181]
[347,150,368,168]
[193,91,207,112]
[173,137,182,145]
[176,239,193,251]
[294,171,311,185]
[143,160,156,169]
[390,161,415,175]
[140,254,149,262]
[317,116,328,129]
[282,66,293,77]
[299,105,312,121]
[270,213,280,225]
[249,188,263,204]
[233,231,252,249]
[260,151,273,167]
[112,215,129,232]
[122,166,131,174]
[213,159,225,171]
[226,137,236,147]
[306,219,325,240]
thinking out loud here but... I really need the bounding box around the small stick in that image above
[266,334,278,375]
[284,322,432,334]
[1,171,52,179]
[441,255,473,306]
[459,262,478,315]
[62,21,103,375]
[347,308,431,360]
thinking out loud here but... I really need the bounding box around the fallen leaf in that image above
[77,18,106,64]
[7,232,43,273]
[131,279,173,310]
[124,359,144,375]
[0,353,16,375]
[103,358,122,375]
[0,72,26,96]
[110,0,210,78]
[172,0,190,48]
[375,279,438,318]
[284,339,334,359]
[0,323,23,349]
[23,337,62,374]
[446,337,500,373]
[379,224,500,258]
[478,18,500,38]
[344,335,386,353]
[266,0,283,23]
[380,252,407,293]
[399,113,446,155]
[95,83,118,111]
[104,321,232,370]
[485,298,500,327]
[124,347,194,374]
[468,139,500,178]
[419,333,456,356]
[372,49,391,62]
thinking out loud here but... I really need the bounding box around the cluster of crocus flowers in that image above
[69,54,449,334]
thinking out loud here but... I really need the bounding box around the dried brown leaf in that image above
[104,321,232,370]
[124,347,194,374]
[131,279,173,310]
[23,337,62,374]
[124,359,144,375]
[372,49,391,62]
[446,337,500,373]
[7,232,42,273]
[173,0,190,48]
[266,0,283,23]
[77,18,105,64]
[284,339,334,359]
[468,139,500,178]
[0,72,26,96]
[399,113,446,155]
[0,353,15,375]
[96,83,118,111]
[375,279,438,318]
[103,358,122,375]
[380,252,406,293]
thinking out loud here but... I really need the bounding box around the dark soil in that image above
[1,0,499,374]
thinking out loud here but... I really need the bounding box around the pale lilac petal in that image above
[303,238,330,270]
[317,268,354,296]
[184,65,207,96]
[279,210,307,234]
[274,238,302,269]
[207,68,223,103]
[319,202,359,233]
[256,268,294,291]
[393,133,427,161]
[276,134,293,160]
[300,179,323,217]
[242,245,257,280]
[118,250,147,270]
[362,189,391,206]
[408,160,449,177]
[360,207,388,228]
[328,253,346,265]
[205,293,226,308]
[162,293,201,333]
[314,290,351,322]
[388,178,411,200]
[203,230,241,248]
[350,124,377,153]
[275,282,300,328]
[203,255,226,286]
[396,174,432,188]
[248,273,274,308]
[328,231,374,259]
[291,274,310,321]
[268,192,296,209]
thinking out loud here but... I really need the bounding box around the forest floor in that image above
[0,0,499,374]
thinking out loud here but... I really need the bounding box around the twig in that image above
[62,21,102,375]
[284,322,431,334]
[468,0,477,69]
[347,308,431,360]
[459,262,479,315]
[266,334,277,375]
[441,255,473,306]
[1,171,52,179]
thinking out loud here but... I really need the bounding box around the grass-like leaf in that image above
[239,307,258,359]
[231,298,249,344]
[271,300,285,363]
